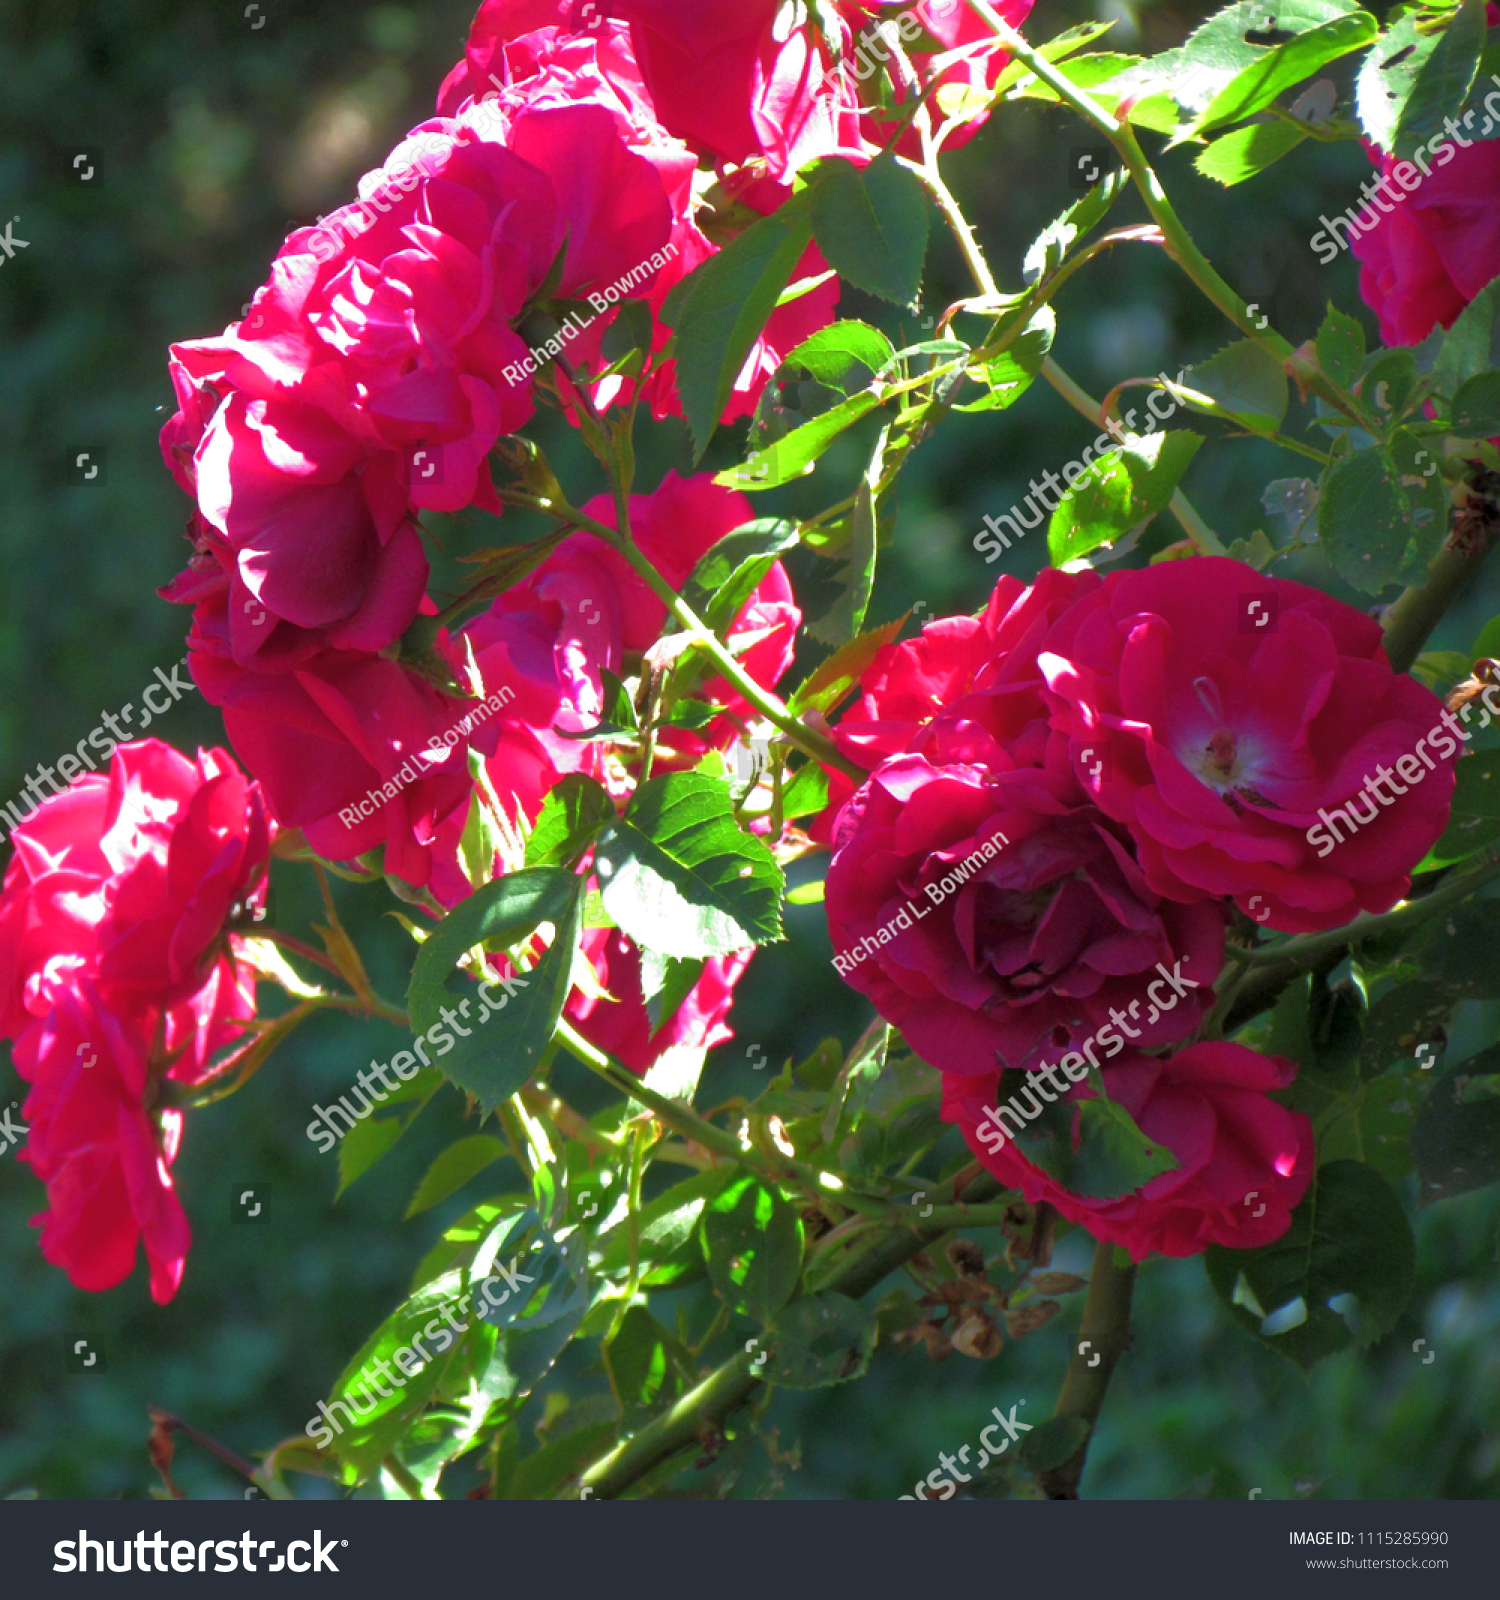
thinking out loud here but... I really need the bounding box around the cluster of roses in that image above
[153,0,1030,1063]
[820,558,1459,1259]
[0,743,272,1301]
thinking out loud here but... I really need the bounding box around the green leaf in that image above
[717,391,883,491]
[334,1068,443,1199]
[662,201,813,459]
[405,1135,510,1219]
[325,1269,469,1469]
[1411,1044,1500,1203]
[1317,437,1447,594]
[1205,1160,1416,1370]
[408,869,585,1114]
[1187,12,1378,139]
[808,153,929,307]
[1435,279,1500,394]
[1048,430,1203,565]
[1450,369,1500,436]
[1411,897,1500,999]
[1130,0,1364,121]
[781,320,896,395]
[988,20,1123,99]
[1357,981,1453,1080]
[764,1292,875,1388]
[955,306,1055,413]
[1015,1414,1090,1475]
[525,775,617,869]
[681,517,801,631]
[1023,172,1128,285]
[787,617,903,717]
[639,950,707,1035]
[1194,117,1309,184]
[1421,747,1500,867]
[1013,1090,1180,1200]
[1356,12,1441,150]
[597,1167,733,1288]
[781,760,832,821]
[594,771,784,960]
[1316,303,1366,391]
[700,1173,805,1324]
[1391,0,1486,161]
[1184,338,1290,432]
[604,1306,695,1417]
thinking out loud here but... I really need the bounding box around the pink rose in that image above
[1348,11,1500,345]
[14,988,192,1303]
[813,567,1100,841]
[187,625,477,890]
[564,928,751,1074]
[943,1041,1315,1260]
[0,740,269,1047]
[1350,138,1500,346]
[825,702,1225,1077]
[1037,558,1459,932]
[162,33,700,656]
[593,0,868,182]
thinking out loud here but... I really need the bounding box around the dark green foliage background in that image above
[1,0,1496,1499]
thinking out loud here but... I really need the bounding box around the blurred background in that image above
[1,0,1496,1500]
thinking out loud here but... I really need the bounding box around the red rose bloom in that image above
[824,699,1224,1077]
[15,988,192,1303]
[943,1041,1315,1259]
[0,740,269,1050]
[1037,558,1459,932]
[1350,137,1500,346]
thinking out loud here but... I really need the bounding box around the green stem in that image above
[1381,536,1497,675]
[1036,1236,1136,1500]
[964,0,1375,432]
[382,1455,427,1500]
[549,498,866,784]
[578,1169,1008,1498]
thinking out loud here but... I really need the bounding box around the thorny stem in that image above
[578,1168,1009,1498]
[1035,1236,1137,1500]
[1382,536,1497,675]
[964,0,1378,433]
